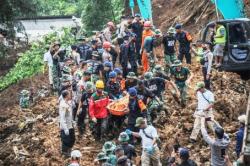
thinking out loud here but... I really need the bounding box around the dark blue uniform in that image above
[120,41,137,77]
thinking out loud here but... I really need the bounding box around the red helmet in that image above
[103,41,111,48]
[107,21,115,28]
[144,21,152,27]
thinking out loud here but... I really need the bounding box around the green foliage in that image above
[37,0,82,16]
[81,0,124,33]
[0,28,76,91]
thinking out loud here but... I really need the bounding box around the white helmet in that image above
[238,115,246,124]
[71,150,82,158]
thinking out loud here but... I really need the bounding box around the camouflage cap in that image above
[84,81,94,91]
[144,72,153,80]
[62,66,71,74]
[126,72,137,79]
[118,132,129,142]
[95,152,109,161]
[102,141,116,153]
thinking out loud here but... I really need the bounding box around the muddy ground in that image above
[0,0,250,165]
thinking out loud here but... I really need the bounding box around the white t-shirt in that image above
[139,125,158,149]
[197,90,214,111]
[43,51,53,67]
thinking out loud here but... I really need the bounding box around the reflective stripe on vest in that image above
[215,26,226,44]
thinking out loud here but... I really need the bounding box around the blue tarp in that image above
[211,0,245,19]
[129,0,135,8]
[137,0,152,20]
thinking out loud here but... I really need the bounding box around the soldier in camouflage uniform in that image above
[102,141,117,165]
[170,60,193,107]
[19,90,30,109]
[51,42,62,94]
[85,51,103,83]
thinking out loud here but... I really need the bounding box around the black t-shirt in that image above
[86,60,103,75]
[77,43,90,60]
[106,81,121,99]
[135,86,154,104]
[131,22,143,39]
[125,79,138,91]
[81,92,93,108]
[121,144,137,160]
[162,35,176,55]
[144,77,165,97]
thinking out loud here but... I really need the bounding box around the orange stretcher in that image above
[107,95,129,116]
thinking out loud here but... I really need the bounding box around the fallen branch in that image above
[195,2,210,23]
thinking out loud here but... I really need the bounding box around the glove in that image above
[146,146,155,155]
[125,129,132,136]
[64,129,69,136]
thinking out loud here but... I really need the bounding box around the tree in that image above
[81,0,124,33]
[0,0,39,38]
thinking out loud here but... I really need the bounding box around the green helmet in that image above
[172,60,182,67]
[154,29,162,36]
[61,74,72,82]
[20,90,30,97]
[84,81,94,91]
[127,72,137,79]
[154,65,162,72]
[144,72,153,80]
[62,66,71,74]
[102,141,116,153]
[95,152,109,161]
[118,132,130,142]
[167,27,175,34]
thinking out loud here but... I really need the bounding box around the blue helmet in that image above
[114,68,122,75]
[104,61,113,68]
[175,24,182,30]
[128,87,137,97]
[109,71,117,78]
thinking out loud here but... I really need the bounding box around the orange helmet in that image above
[103,41,111,48]
[107,21,115,28]
[144,21,152,27]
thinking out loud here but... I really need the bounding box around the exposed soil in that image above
[0,0,250,165]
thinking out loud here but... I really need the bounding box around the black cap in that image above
[215,127,224,139]
[117,155,128,164]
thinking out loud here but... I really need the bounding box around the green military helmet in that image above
[20,89,30,97]
[144,72,153,80]
[61,74,72,82]
[102,141,116,153]
[171,60,182,67]
[118,132,130,143]
[62,66,71,74]
[154,29,162,36]
[84,81,94,91]
[126,72,137,79]
[154,64,163,73]
[167,27,176,34]
[95,152,109,161]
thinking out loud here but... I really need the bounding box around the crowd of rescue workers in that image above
[40,14,246,166]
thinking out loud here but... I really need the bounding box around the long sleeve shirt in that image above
[236,126,244,157]
[203,50,214,75]
[59,99,74,131]
[201,123,230,166]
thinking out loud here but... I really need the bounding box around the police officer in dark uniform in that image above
[120,34,137,78]
[131,13,144,65]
